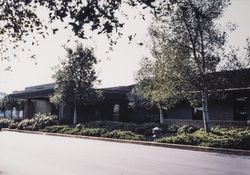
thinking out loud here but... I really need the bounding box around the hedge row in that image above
[0,113,58,131]
[41,125,145,141]
[1,116,249,150]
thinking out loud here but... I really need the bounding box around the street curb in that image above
[2,128,250,156]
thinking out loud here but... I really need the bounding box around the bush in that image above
[167,125,179,133]
[0,119,13,129]
[81,128,107,137]
[157,134,197,145]
[84,121,137,132]
[83,121,169,136]
[42,125,70,133]
[157,127,250,150]
[8,122,18,129]
[17,113,58,131]
[102,130,145,141]
[177,125,198,135]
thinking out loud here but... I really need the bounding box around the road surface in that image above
[0,131,249,175]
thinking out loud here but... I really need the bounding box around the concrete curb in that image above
[2,128,250,156]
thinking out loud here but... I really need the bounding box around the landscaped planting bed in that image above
[1,115,249,150]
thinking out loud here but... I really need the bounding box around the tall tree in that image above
[51,44,101,124]
[136,0,232,131]
[134,38,191,123]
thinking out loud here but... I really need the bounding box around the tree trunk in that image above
[61,105,64,119]
[73,104,77,125]
[10,109,13,119]
[202,92,211,132]
[59,104,64,120]
[159,105,164,124]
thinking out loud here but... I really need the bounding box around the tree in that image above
[51,44,101,124]
[134,39,191,123]
[1,96,20,118]
[136,0,232,131]
[0,0,157,60]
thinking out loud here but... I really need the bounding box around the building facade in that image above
[9,69,250,127]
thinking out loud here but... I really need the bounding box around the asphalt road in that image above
[0,131,249,175]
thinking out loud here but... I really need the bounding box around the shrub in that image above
[102,130,145,141]
[0,119,13,129]
[42,125,106,136]
[64,128,81,135]
[177,125,198,135]
[84,121,137,132]
[42,125,70,133]
[83,121,168,136]
[167,125,179,133]
[17,113,58,131]
[58,126,73,133]
[8,122,18,129]
[80,128,107,137]
[157,134,197,145]
[157,127,250,150]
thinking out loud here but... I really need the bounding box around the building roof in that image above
[215,68,250,89]
[10,83,134,100]
[10,83,56,100]
[204,68,250,92]
[9,68,250,100]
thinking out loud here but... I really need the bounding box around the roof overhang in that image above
[9,89,55,100]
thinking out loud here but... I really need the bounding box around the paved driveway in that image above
[0,131,249,175]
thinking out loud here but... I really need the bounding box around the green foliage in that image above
[0,0,156,60]
[157,127,250,150]
[81,128,107,137]
[102,130,145,141]
[0,0,46,60]
[157,134,197,145]
[51,44,102,106]
[83,121,137,132]
[177,125,198,135]
[134,46,190,109]
[167,125,179,133]
[83,121,168,136]
[16,113,58,131]
[41,124,144,141]
[135,0,233,131]
[7,117,249,149]
[42,125,70,133]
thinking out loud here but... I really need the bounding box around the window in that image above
[113,104,120,115]
[234,97,248,121]
[193,107,203,120]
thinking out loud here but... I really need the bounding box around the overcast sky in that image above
[0,0,250,94]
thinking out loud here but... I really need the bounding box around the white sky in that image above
[0,0,250,94]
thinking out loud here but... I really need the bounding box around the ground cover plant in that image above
[157,126,250,150]
[41,125,145,141]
